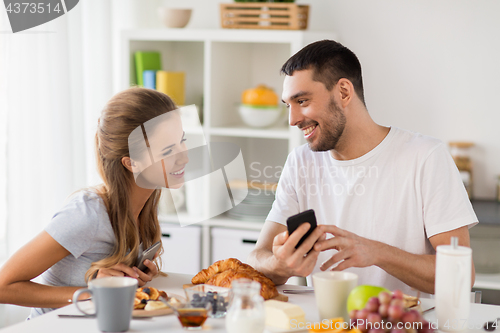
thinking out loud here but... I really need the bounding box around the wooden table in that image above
[2,273,499,332]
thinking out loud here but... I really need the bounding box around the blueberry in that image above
[141,299,147,304]
[143,288,150,295]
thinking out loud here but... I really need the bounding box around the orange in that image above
[309,317,345,333]
[241,84,278,106]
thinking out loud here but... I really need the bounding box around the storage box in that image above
[220,3,309,30]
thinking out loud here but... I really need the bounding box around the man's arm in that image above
[247,220,325,285]
[315,225,475,294]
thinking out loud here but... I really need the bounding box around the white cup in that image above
[312,271,358,321]
[435,238,472,331]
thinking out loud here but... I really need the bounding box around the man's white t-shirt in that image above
[266,127,477,296]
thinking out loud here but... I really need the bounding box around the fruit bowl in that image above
[238,104,282,128]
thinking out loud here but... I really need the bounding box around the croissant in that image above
[192,258,279,300]
[192,258,254,284]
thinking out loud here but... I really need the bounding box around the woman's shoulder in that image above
[54,189,108,222]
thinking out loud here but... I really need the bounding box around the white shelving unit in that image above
[121,28,336,271]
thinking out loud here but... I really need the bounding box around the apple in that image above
[347,285,390,313]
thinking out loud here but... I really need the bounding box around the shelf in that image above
[123,28,336,44]
[122,27,335,269]
[210,125,290,139]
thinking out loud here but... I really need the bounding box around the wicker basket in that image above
[220,3,309,30]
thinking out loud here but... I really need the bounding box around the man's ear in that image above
[121,157,135,172]
[337,78,354,108]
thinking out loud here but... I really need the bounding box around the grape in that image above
[367,313,382,324]
[357,309,370,321]
[391,329,405,333]
[392,290,404,300]
[378,303,389,317]
[357,321,368,333]
[388,305,404,320]
[408,309,422,323]
[378,291,392,305]
[368,329,385,333]
[350,309,358,320]
[402,310,418,324]
[365,297,380,312]
[390,298,403,308]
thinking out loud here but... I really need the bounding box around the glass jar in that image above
[225,279,265,333]
[449,142,474,198]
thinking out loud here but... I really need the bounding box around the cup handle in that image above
[73,288,95,316]
[454,262,465,306]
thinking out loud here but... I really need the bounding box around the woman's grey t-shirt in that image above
[30,191,115,318]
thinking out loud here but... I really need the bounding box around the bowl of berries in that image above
[184,284,231,318]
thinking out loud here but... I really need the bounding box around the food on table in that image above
[191,258,279,300]
[347,285,391,312]
[176,307,208,329]
[349,289,434,333]
[144,300,168,311]
[241,84,278,106]
[189,290,228,317]
[133,286,168,310]
[264,300,306,330]
[308,317,345,332]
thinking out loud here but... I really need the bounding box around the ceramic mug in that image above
[312,271,358,320]
[73,277,137,332]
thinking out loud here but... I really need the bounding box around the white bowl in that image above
[158,8,192,28]
[239,105,282,128]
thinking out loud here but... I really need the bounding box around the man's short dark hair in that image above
[281,40,365,105]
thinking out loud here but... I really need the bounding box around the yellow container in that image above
[156,71,185,106]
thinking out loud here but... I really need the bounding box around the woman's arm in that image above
[0,231,86,308]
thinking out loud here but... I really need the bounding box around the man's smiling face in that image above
[282,69,346,152]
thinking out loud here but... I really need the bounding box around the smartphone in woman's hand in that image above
[136,241,161,272]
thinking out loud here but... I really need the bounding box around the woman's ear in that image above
[121,157,134,172]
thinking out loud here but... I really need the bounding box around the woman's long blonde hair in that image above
[85,87,177,282]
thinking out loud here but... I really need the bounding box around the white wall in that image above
[157,0,500,199]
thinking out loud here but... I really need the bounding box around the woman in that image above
[0,87,189,317]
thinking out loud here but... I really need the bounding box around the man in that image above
[247,40,477,295]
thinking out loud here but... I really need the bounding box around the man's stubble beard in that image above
[309,97,346,152]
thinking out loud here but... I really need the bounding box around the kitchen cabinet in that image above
[121,28,335,271]
[160,224,201,275]
[211,227,260,263]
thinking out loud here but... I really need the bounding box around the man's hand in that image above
[271,223,326,278]
[314,225,381,271]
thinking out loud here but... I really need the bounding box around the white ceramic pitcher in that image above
[435,237,472,331]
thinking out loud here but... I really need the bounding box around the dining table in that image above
[2,272,499,333]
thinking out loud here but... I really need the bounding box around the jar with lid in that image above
[225,279,265,333]
[449,142,474,198]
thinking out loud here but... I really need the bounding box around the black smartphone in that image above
[286,209,317,250]
[136,241,161,272]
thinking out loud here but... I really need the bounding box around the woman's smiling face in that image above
[133,111,189,189]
